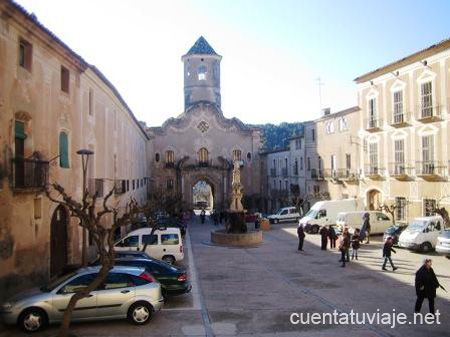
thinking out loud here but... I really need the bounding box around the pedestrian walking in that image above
[415,258,443,315]
[328,225,337,249]
[319,225,328,250]
[200,209,206,224]
[382,237,397,271]
[351,228,361,260]
[297,224,305,251]
[339,232,350,268]
[362,212,371,244]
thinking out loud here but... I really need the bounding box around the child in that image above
[351,228,361,260]
[382,237,398,271]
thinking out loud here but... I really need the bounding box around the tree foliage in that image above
[249,122,304,152]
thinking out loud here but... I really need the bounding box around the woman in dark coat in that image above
[415,258,441,314]
[319,225,328,250]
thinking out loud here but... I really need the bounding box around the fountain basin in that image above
[211,229,263,247]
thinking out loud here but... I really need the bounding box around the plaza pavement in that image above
[2,217,449,336]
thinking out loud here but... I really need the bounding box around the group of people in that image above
[199,209,229,225]
[296,212,445,315]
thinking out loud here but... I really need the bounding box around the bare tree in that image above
[46,182,146,337]
[426,198,450,229]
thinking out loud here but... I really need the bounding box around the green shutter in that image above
[15,121,27,140]
[59,132,69,168]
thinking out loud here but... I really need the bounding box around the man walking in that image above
[415,258,441,315]
[328,225,337,249]
[382,237,397,271]
[297,224,306,251]
[362,213,371,244]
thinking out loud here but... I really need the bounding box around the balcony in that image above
[391,111,411,127]
[364,118,383,132]
[364,164,385,179]
[311,168,324,180]
[114,179,126,194]
[388,162,414,180]
[270,168,276,177]
[282,167,288,178]
[416,105,441,123]
[324,168,359,181]
[11,158,49,190]
[88,178,104,198]
[416,161,447,180]
[164,162,175,169]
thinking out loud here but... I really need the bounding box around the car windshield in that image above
[385,225,399,234]
[304,209,318,218]
[40,272,76,292]
[441,229,450,238]
[408,220,428,232]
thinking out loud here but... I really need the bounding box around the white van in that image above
[299,199,364,234]
[336,211,392,235]
[398,216,443,253]
[267,207,302,224]
[114,227,184,264]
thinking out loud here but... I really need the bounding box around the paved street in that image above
[2,217,450,337]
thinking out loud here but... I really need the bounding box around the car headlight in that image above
[1,302,13,311]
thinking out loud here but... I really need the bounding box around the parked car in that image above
[300,199,364,234]
[156,217,186,236]
[436,229,450,257]
[115,227,184,265]
[398,216,444,252]
[383,224,407,245]
[267,207,302,224]
[337,211,393,235]
[113,258,191,298]
[0,266,163,333]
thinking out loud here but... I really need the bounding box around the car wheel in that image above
[128,302,152,325]
[420,242,433,253]
[18,308,48,333]
[162,255,175,265]
[311,225,319,234]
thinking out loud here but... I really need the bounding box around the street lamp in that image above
[76,149,94,267]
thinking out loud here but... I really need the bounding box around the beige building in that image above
[147,37,263,211]
[355,39,450,224]
[305,107,361,204]
[0,1,149,297]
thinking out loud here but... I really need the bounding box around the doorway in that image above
[367,189,382,210]
[192,180,214,211]
[50,205,68,277]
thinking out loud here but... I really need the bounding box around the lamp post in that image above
[76,149,94,267]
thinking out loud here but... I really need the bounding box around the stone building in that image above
[147,37,263,211]
[0,1,150,297]
[355,38,450,224]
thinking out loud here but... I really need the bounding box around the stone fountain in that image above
[211,160,262,246]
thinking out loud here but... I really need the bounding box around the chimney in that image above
[322,108,331,116]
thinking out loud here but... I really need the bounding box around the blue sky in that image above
[16,0,450,126]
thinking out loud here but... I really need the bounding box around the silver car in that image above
[0,266,164,332]
[436,229,450,256]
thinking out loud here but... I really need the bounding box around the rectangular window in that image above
[394,139,405,174]
[395,197,406,222]
[61,66,70,93]
[126,180,129,191]
[142,234,158,245]
[307,157,311,171]
[331,155,336,171]
[369,98,377,119]
[423,198,436,217]
[369,143,378,173]
[294,158,298,175]
[88,89,94,116]
[311,129,315,142]
[421,81,433,117]
[346,154,351,170]
[161,234,180,245]
[19,39,32,71]
[295,139,302,149]
[393,91,403,123]
[421,135,434,174]
[300,157,304,170]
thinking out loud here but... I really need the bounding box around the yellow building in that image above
[0,1,150,297]
[355,39,450,223]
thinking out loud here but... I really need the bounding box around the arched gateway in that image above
[146,37,263,212]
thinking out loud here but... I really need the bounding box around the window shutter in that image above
[15,121,27,140]
[59,132,69,168]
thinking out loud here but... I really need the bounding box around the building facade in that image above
[355,39,450,224]
[0,1,150,297]
[147,37,263,211]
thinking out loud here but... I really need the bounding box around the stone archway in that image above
[192,180,214,210]
[366,188,382,210]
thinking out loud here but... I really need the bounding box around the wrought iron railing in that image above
[388,162,414,176]
[11,158,49,189]
[391,111,410,125]
[415,161,447,176]
[364,164,385,177]
[416,105,441,120]
[364,117,383,130]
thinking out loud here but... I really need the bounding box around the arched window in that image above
[232,149,241,162]
[59,132,69,168]
[165,150,175,167]
[155,153,160,162]
[198,147,209,165]
[198,65,207,81]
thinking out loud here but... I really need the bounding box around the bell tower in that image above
[182,36,222,111]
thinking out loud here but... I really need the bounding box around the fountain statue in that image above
[226,160,246,233]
